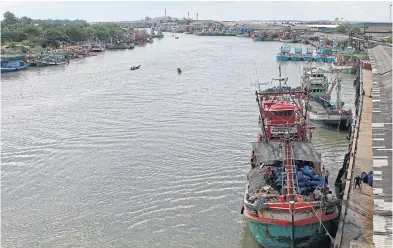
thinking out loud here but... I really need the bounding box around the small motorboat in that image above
[177,68,182,74]
[130,65,141,70]
[175,37,179,39]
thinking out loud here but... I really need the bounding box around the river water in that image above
[1,33,356,248]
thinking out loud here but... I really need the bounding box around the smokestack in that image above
[188,12,189,19]
[196,13,198,20]
[165,9,166,20]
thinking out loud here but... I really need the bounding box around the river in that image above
[1,33,356,248]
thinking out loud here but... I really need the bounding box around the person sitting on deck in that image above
[313,187,322,201]
[269,170,276,187]
[325,191,335,202]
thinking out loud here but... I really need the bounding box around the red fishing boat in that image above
[241,66,340,248]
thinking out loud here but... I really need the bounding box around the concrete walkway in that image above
[338,67,374,248]
[369,45,392,248]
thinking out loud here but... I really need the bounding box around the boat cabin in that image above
[262,100,301,140]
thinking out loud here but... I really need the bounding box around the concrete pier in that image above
[369,45,392,247]
[334,45,392,248]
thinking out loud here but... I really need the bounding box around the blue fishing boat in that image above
[253,36,264,41]
[276,46,291,61]
[243,65,339,248]
[1,55,29,73]
[302,48,313,61]
[291,47,303,61]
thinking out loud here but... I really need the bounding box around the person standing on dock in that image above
[354,175,362,189]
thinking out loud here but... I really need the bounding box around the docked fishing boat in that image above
[302,66,352,130]
[156,30,164,38]
[91,42,105,52]
[276,46,291,61]
[242,66,340,248]
[29,54,67,67]
[290,47,303,61]
[331,54,358,74]
[1,55,28,73]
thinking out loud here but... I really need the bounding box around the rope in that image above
[305,202,336,245]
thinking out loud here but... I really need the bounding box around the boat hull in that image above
[1,64,28,72]
[249,219,337,248]
[276,55,290,61]
[253,37,264,41]
[290,56,302,61]
[309,117,351,130]
[156,34,164,38]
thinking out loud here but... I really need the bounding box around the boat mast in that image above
[272,63,288,90]
[336,77,342,110]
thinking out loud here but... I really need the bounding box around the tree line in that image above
[1,11,123,48]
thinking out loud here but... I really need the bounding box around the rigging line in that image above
[305,202,336,244]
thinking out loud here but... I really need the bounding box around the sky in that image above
[0,1,391,22]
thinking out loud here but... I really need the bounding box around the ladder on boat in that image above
[281,133,299,201]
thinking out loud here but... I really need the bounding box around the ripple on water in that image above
[1,34,356,248]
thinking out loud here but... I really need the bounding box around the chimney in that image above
[197,13,198,20]
[188,12,189,19]
[165,9,166,20]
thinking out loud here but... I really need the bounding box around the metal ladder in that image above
[281,132,299,201]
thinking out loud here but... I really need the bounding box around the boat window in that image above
[274,110,294,116]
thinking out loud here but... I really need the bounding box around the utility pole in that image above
[390,4,392,22]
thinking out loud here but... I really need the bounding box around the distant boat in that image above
[91,42,105,52]
[156,30,164,38]
[236,33,249,37]
[29,54,67,67]
[130,65,141,70]
[1,55,29,73]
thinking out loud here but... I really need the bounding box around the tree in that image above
[335,24,349,33]
[1,11,18,28]
[41,29,69,48]
[23,24,43,38]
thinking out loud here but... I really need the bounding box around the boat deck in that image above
[309,100,328,114]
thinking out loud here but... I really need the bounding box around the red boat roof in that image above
[266,101,297,111]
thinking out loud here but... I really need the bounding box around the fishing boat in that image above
[91,42,105,52]
[276,46,291,61]
[29,53,67,67]
[242,65,340,248]
[302,66,352,130]
[302,48,313,61]
[290,47,303,61]
[130,65,141,70]
[331,55,358,74]
[156,30,164,38]
[1,55,29,73]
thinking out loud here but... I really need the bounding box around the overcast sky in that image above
[0,1,391,22]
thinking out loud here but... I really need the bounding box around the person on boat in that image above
[321,167,326,179]
[269,170,276,188]
[325,169,330,184]
[325,191,335,202]
[313,187,322,201]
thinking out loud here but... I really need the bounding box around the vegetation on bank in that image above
[335,23,361,34]
[1,11,123,49]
